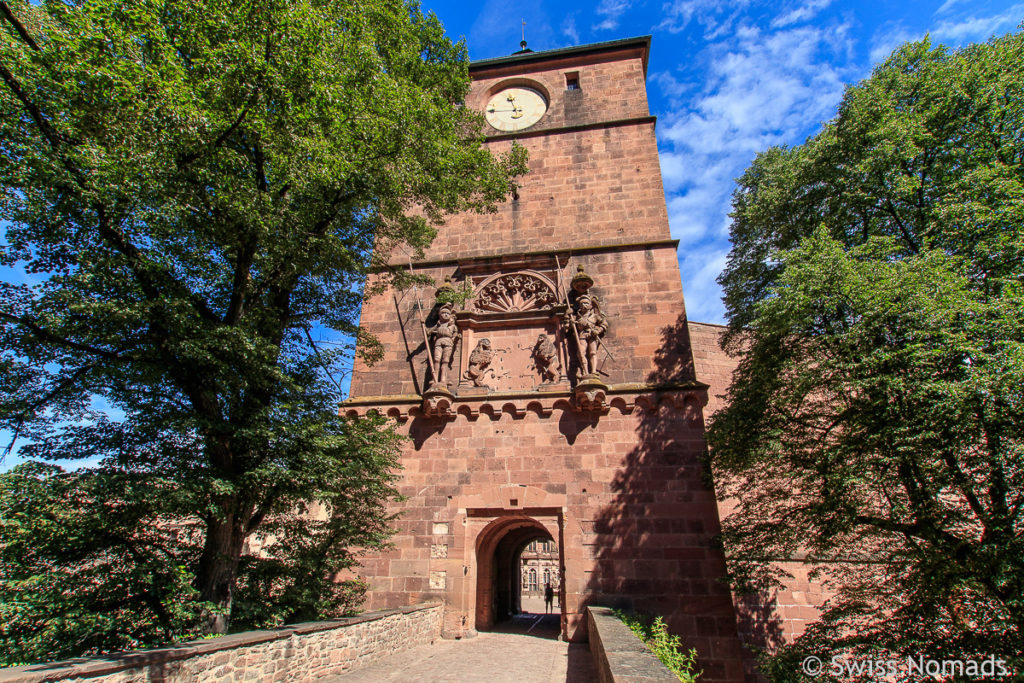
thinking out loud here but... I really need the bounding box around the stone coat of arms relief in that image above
[420,263,611,414]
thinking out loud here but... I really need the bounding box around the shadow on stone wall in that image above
[579,312,750,683]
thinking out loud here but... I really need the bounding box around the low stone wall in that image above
[587,606,679,683]
[0,602,442,683]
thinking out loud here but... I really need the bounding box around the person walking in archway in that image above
[544,583,554,614]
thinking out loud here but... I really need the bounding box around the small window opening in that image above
[565,72,580,90]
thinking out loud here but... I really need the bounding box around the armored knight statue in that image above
[464,338,493,388]
[429,302,460,388]
[562,264,608,380]
[533,333,561,384]
[569,294,607,377]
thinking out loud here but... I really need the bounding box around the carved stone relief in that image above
[532,334,561,384]
[411,265,611,406]
[463,339,493,388]
[459,328,563,392]
[471,273,557,313]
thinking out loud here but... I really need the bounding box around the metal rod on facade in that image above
[407,258,438,387]
[555,255,587,372]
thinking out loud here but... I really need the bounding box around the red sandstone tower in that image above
[344,37,748,682]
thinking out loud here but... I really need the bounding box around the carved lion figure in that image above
[463,338,493,388]
[533,333,561,384]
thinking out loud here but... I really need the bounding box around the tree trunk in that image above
[195,512,248,634]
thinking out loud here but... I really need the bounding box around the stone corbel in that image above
[573,376,609,412]
[422,386,455,417]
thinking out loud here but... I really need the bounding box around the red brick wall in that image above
[391,48,668,265]
[688,321,835,661]
[404,124,670,263]
[351,245,691,398]
[346,396,746,682]
[688,321,736,418]
[346,42,751,683]
[467,45,651,133]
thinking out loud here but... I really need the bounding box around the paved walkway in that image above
[326,614,596,683]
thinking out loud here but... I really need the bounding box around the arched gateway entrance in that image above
[474,514,564,634]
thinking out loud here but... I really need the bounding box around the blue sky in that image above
[422,0,1023,323]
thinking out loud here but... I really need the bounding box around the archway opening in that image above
[474,516,562,634]
[518,537,560,616]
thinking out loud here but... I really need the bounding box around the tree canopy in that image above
[0,0,526,656]
[710,31,1024,675]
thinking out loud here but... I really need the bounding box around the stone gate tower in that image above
[344,36,748,682]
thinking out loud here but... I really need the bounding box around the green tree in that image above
[710,32,1024,674]
[0,462,207,664]
[0,0,526,644]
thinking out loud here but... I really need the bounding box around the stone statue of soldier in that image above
[429,302,460,388]
[568,294,607,377]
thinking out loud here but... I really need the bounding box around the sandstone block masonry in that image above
[0,603,441,683]
[587,606,678,683]
[688,321,835,662]
[344,37,750,683]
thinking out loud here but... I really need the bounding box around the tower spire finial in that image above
[515,19,533,54]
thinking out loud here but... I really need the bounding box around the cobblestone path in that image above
[325,613,597,683]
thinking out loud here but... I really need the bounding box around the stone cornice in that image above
[481,114,657,143]
[382,238,680,271]
[340,381,709,421]
[470,36,652,76]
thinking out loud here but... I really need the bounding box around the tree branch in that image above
[0,1,41,52]
[176,107,249,169]
[883,198,920,254]
[94,204,220,324]
[304,326,344,392]
[0,60,76,154]
[0,310,127,360]
[249,186,359,303]
[224,232,257,325]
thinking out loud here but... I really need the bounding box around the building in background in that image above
[520,539,559,604]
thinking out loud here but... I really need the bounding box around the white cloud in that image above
[562,13,580,44]
[680,245,730,324]
[655,20,854,322]
[770,0,833,28]
[869,5,1023,67]
[593,0,633,31]
[661,23,850,158]
[932,5,1024,45]
[651,70,693,99]
[869,22,917,65]
[657,0,750,37]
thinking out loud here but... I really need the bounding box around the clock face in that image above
[485,87,548,132]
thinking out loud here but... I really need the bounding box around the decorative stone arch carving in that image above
[469,270,558,314]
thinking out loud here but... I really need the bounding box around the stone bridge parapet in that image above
[587,605,679,683]
[0,603,442,683]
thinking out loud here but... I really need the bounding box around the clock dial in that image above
[485,87,547,132]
